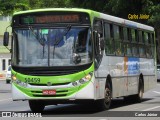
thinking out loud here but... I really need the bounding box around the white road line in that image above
[153,91,160,94]
[142,106,160,111]
[0,98,12,102]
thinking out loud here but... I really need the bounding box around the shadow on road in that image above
[110,98,152,109]
[20,98,153,117]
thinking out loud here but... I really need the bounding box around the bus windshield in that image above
[13,27,92,67]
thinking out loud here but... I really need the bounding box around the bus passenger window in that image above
[146,46,151,58]
[139,46,146,57]
[144,32,149,44]
[113,25,119,40]
[132,45,139,57]
[151,46,154,58]
[123,28,128,41]
[150,33,154,44]
[124,44,132,56]
[131,29,136,42]
[104,23,115,55]
[138,31,143,43]
[115,41,123,56]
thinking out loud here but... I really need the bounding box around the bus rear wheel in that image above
[29,100,45,112]
[96,81,112,110]
[124,77,144,103]
[132,77,144,102]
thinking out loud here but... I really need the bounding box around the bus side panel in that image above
[148,76,157,90]
[94,55,156,98]
[139,58,156,92]
[95,55,127,98]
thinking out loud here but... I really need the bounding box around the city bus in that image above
[3,8,157,112]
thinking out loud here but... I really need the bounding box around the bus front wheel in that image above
[96,81,112,110]
[29,100,45,112]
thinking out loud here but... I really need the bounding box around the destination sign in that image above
[20,14,80,24]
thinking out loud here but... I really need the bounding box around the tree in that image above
[0,0,30,16]
[28,0,72,9]
[147,2,160,63]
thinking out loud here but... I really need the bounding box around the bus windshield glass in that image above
[13,27,92,67]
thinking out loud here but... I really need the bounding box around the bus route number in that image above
[25,78,40,83]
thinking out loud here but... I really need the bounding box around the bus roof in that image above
[13,8,154,32]
[13,8,93,15]
[99,13,154,31]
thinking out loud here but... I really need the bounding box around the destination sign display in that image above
[21,14,80,24]
[12,12,90,26]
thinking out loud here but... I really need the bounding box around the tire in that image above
[6,80,10,84]
[124,78,144,103]
[29,100,45,112]
[96,81,112,110]
[132,77,144,103]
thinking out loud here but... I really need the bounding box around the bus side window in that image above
[104,23,115,55]
[150,33,155,58]
[138,31,143,43]
[131,29,136,43]
[123,27,128,41]
[144,32,151,58]
[124,43,132,56]
[113,25,123,56]
[139,45,146,58]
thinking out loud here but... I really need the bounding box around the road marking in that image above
[153,91,160,94]
[142,106,160,111]
[0,98,12,102]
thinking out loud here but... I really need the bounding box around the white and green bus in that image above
[3,8,157,112]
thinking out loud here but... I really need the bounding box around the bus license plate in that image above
[42,90,56,95]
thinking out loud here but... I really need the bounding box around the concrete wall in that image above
[0,21,12,36]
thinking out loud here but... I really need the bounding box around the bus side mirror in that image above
[3,32,9,46]
[72,53,81,64]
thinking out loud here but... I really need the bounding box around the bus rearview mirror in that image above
[3,32,9,46]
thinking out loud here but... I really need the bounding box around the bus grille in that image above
[30,89,74,98]
[29,82,70,86]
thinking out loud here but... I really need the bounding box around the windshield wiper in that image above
[28,26,45,46]
[52,25,72,58]
[54,25,71,45]
[28,26,46,58]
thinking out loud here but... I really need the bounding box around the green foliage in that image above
[0,0,159,29]
[0,0,30,15]
[28,0,72,9]
[147,4,160,28]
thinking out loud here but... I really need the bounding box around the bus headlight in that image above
[72,72,93,86]
[15,80,28,87]
[12,75,28,87]
[12,75,17,81]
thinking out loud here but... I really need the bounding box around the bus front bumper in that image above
[12,80,96,101]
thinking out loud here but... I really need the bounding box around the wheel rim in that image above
[139,86,143,98]
[104,87,111,106]
[139,79,143,99]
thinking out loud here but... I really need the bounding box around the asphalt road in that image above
[0,80,160,120]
